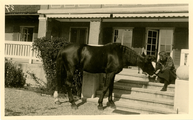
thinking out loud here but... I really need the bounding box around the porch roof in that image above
[46,14,110,18]
[113,13,188,18]
[46,13,188,19]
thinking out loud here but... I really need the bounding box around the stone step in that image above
[113,83,144,91]
[118,68,147,78]
[110,107,151,114]
[131,88,174,100]
[114,74,148,87]
[115,73,148,82]
[147,82,175,92]
[113,81,175,93]
[116,94,174,109]
[96,87,174,100]
[115,100,176,114]
[96,90,174,109]
[114,74,175,92]
[86,98,176,114]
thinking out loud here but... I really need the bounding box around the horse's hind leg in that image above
[76,70,83,98]
[98,73,115,110]
[66,70,78,109]
[54,57,65,105]
[107,75,116,109]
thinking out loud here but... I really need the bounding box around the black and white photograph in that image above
[1,0,192,119]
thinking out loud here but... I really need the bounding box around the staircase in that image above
[87,68,177,114]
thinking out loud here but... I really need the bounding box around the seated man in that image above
[155,51,176,91]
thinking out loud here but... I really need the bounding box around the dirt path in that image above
[4,88,116,116]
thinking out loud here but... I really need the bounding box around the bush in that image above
[32,37,70,92]
[5,58,26,88]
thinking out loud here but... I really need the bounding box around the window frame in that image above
[19,26,35,42]
[69,27,88,44]
[112,27,134,47]
[145,27,174,59]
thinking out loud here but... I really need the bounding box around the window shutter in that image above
[132,27,145,48]
[174,28,188,49]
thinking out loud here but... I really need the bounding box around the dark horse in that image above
[54,43,155,110]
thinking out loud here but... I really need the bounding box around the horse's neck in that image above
[136,56,145,69]
[122,53,138,67]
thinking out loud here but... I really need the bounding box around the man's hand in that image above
[149,74,156,78]
[155,69,160,74]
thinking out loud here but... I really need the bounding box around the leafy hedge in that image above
[32,37,70,92]
[5,58,26,88]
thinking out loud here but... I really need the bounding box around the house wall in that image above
[100,22,188,45]
[100,22,188,67]
[47,19,90,42]
[5,16,39,41]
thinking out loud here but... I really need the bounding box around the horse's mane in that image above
[120,45,144,65]
[102,43,144,64]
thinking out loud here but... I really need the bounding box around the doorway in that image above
[70,27,88,44]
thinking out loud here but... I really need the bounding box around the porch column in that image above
[82,19,103,99]
[38,15,47,38]
[88,19,101,45]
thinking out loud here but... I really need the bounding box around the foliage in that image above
[32,37,70,92]
[5,58,26,88]
[26,70,47,89]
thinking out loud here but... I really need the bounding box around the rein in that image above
[137,56,140,74]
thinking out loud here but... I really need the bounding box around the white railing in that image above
[180,49,189,66]
[5,41,40,64]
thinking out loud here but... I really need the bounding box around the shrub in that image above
[32,37,70,92]
[5,58,26,88]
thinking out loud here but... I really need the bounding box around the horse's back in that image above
[57,43,123,73]
[80,43,123,73]
[57,43,86,67]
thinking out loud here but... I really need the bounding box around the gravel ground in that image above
[4,88,116,116]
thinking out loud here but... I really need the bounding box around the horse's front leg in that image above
[98,73,115,110]
[107,75,116,109]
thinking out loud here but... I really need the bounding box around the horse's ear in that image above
[141,47,146,57]
[141,52,146,57]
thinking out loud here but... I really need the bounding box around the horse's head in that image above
[138,54,156,75]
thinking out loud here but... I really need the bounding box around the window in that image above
[70,28,88,44]
[146,28,174,59]
[146,30,159,56]
[20,27,34,42]
[113,28,133,48]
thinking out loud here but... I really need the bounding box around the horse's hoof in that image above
[55,101,61,105]
[97,105,104,111]
[110,104,116,109]
[107,102,110,106]
[160,88,167,91]
[107,102,116,109]
[71,105,78,110]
